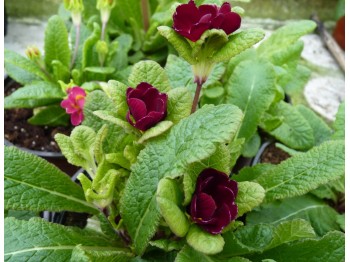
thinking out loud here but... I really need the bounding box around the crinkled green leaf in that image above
[157,178,190,237]
[94,125,108,164]
[332,102,345,140]
[107,34,133,70]
[233,163,275,182]
[264,101,315,150]
[4,218,125,261]
[4,49,49,85]
[176,245,251,262]
[70,126,96,159]
[336,214,345,231]
[296,105,332,146]
[166,88,192,124]
[28,105,69,126]
[138,121,173,144]
[247,231,344,262]
[256,140,344,202]
[71,245,134,262]
[128,60,171,92]
[269,40,304,67]
[158,26,195,64]
[212,29,265,63]
[222,219,316,257]
[4,81,64,109]
[82,23,101,69]
[225,58,276,145]
[83,90,136,154]
[4,146,98,214]
[120,104,243,255]
[101,80,128,119]
[236,182,265,217]
[44,15,70,72]
[186,225,225,255]
[6,210,38,221]
[257,20,316,58]
[150,239,186,252]
[246,195,341,236]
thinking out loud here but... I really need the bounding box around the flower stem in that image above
[70,24,80,69]
[141,0,150,32]
[191,81,203,114]
[101,21,107,40]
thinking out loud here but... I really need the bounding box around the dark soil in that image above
[53,211,90,228]
[260,143,291,164]
[4,81,73,152]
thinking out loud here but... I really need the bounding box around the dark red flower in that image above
[190,168,238,234]
[60,86,86,126]
[126,82,167,131]
[173,0,241,42]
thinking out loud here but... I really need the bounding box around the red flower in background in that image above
[190,168,238,234]
[60,86,86,126]
[173,0,241,42]
[126,82,167,131]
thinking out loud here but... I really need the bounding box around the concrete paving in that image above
[4,18,344,121]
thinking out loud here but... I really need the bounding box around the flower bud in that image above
[96,40,109,65]
[25,46,41,61]
[63,0,84,13]
[97,0,116,23]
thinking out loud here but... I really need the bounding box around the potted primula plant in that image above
[5,1,345,261]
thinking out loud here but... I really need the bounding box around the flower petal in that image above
[143,87,160,110]
[128,98,148,121]
[219,12,241,35]
[189,23,210,42]
[71,111,83,126]
[173,0,200,33]
[198,4,218,17]
[69,86,86,97]
[219,2,231,14]
[200,204,231,234]
[194,193,217,221]
[134,115,158,131]
[128,82,152,99]
[212,185,235,206]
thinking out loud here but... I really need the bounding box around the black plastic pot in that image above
[4,77,79,176]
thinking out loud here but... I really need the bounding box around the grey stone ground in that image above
[4,18,345,121]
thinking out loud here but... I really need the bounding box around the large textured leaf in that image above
[246,194,340,236]
[71,246,134,262]
[4,146,98,214]
[212,29,265,63]
[4,81,64,109]
[247,231,344,262]
[221,219,316,257]
[256,140,344,202]
[257,20,316,58]
[44,15,70,72]
[4,49,49,85]
[128,60,171,92]
[265,101,314,150]
[296,105,332,146]
[4,218,128,261]
[120,104,243,254]
[332,102,345,140]
[225,58,276,144]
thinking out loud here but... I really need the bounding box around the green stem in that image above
[70,24,80,69]
[191,81,203,114]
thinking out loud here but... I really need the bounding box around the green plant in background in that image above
[4,0,345,261]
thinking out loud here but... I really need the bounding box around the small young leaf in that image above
[241,133,261,158]
[150,239,186,252]
[186,225,225,255]
[4,146,98,214]
[158,26,195,64]
[128,60,171,92]
[71,245,134,262]
[4,49,49,85]
[138,121,173,144]
[212,29,265,63]
[52,60,70,82]
[256,140,345,202]
[157,178,190,237]
[235,182,265,217]
[166,88,192,124]
[102,80,129,119]
[44,15,71,72]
